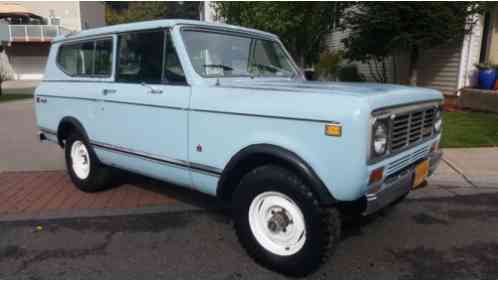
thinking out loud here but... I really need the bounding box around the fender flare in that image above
[217,144,337,206]
[57,116,90,147]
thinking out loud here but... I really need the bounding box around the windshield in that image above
[181,30,297,78]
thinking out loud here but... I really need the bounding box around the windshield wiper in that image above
[203,64,233,71]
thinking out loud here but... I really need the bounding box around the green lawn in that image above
[0,94,33,103]
[442,111,498,148]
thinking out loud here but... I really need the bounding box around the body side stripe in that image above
[36,94,186,111]
[36,94,337,124]
[90,140,222,177]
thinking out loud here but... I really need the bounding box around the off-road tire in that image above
[232,164,341,276]
[64,132,112,192]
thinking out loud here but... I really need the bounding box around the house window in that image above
[117,30,164,84]
[49,16,61,26]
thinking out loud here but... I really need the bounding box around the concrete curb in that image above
[0,201,223,223]
[428,177,473,189]
[441,157,478,188]
[2,186,498,223]
[407,185,498,200]
[0,99,33,105]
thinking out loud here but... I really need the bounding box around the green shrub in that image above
[315,51,343,80]
[337,64,366,82]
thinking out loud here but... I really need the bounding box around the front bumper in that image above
[363,150,442,215]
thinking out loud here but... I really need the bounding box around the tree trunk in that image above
[0,81,2,96]
[298,54,305,69]
[408,47,419,86]
[392,53,398,84]
[382,59,387,83]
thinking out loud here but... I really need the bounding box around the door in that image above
[95,29,192,187]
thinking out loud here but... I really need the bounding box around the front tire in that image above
[65,132,112,192]
[233,165,341,276]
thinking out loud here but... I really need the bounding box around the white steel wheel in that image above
[248,191,307,256]
[70,140,91,180]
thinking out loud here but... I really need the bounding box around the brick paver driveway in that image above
[0,100,217,220]
[0,170,218,219]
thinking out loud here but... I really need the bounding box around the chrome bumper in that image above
[363,151,442,215]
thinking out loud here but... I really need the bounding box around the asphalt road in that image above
[1,193,498,279]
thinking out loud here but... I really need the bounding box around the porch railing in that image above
[0,24,70,43]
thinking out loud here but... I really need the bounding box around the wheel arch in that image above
[57,116,90,148]
[217,144,337,206]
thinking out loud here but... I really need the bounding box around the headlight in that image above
[434,108,442,133]
[373,120,388,155]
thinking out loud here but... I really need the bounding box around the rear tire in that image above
[232,165,341,276]
[64,132,112,192]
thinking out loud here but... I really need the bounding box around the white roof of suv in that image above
[54,19,279,43]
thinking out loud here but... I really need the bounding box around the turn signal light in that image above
[369,167,384,185]
[325,124,342,137]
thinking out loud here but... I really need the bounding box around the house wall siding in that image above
[485,7,498,63]
[326,29,397,83]
[326,28,463,96]
[417,44,462,96]
[79,2,106,30]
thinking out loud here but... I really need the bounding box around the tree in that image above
[342,3,491,85]
[105,2,201,25]
[0,47,13,96]
[215,2,349,67]
[106,2,169,25]
[314,50,343,80]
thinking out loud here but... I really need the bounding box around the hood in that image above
[219,78,444,110]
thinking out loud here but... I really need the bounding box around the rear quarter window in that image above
[57,38,113,77]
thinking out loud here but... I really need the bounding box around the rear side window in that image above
[57,38,113,77]
[94,40,113,76]
[117,31,164,84]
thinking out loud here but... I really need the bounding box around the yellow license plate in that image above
[412,160,429,189]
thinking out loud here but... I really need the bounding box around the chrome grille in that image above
[385,145,430,176]
[390,108,435,152]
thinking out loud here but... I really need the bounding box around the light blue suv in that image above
[35,19,443,276]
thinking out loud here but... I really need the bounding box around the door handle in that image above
[148,89,163,95]
[102,89,117,96]
[141,82,163,94]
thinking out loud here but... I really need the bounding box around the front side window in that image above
[57,38,112,77]
[117,31,164,84]
[163,32,186,84]
[181,30,297,78]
